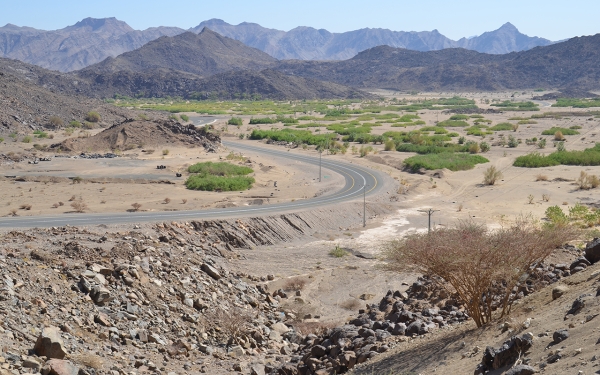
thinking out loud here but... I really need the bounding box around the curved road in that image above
[0,141,384,228]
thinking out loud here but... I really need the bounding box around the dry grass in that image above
[293,321,339,336]
[163,197,171,204]
[339,298,363,311]
[70,199,88,213]
[73,353,104,369]
[535,174,549,181]
[19,204,32,210]
[131,203,142,211]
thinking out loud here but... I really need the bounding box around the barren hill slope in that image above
[81,28,277,77]
[275,33,600,91]
[0,58,131,133]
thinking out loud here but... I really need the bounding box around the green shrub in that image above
[85,111,101,123]
[22,136,32,143]
[449,114,469,120]
[507,135,519,148]
[458,136,466,144]
[185,175,254,191]
[437,120,469,127]
[545,206,569,226]
[403,153,488,172]
[537,138,547,149]
[228,117,243,126]
[489,123,514,131]
[384,140,395,151]
[514,144,600,168]
[33,130,48,138]
[250,129,334,145]
[480,142,490,152]
[329,245,348,258]
[69,120,82,128]
[48,115,63,127]
[188,162,253,176]
[570,125,582,130]
[180,114,190,122]
[542,127,579,136]
[249,117,277,124]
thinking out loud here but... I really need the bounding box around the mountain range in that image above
[0,17,555,72]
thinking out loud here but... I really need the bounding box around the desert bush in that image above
[228,117,243,126]
[19,204,32,210]
[48,116,63,128]
[458,136,466,144]
[163,197,171,204]
[541,127,579,136]
[69,120,82,128]
[545,206,569,226]
[162,149,169,156]
[203,307,256,344]
[542,194,550,202]
[180,114,190,122]
[70,199,88,213]
[537,138,547,149]
[384,140,395,151]
[489,123,514,132]
[283,277,308,291]
[557,141,566,152]
[483,166,503,185]
[577,171,600,190]
[527,194,534,204]
[329,245,348,258]
[131,203,142,211]
[554,131,564,141]
[185,175,254,191]
[22,136,32,143]
[182,198,187,204]
[468,143,481,154]
[382,218,578,327]
[85,111,101,123]
[507,135,518,148]
[404,153,488,172]
[535,174,548,181]
[480,142,490,153]
[188,162,252,176]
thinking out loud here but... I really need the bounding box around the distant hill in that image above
[81,28,277,77]
[274,33,600,91]
[0,17,184,72]
[0,17,557,71]
[192,19,553,60]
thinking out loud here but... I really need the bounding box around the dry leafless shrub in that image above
[9,209,17,216]
[68,195,76,201]
[70,199,88,213]
[52,203,59,208]
[73,353,103,369]
[283,277,308,292]
[382,217,578,327]
[339,298,363,311]
[131,203,142,211]
[483,166,503,185]
[203,307,256,344]
[19,204,32,210]
[577,171,600,190]
[58,201,64,206]
[535,174,549,182]
[542,194,550,202]
[163,197,171,204]
[182,198,188,204]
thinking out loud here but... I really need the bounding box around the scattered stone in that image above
[552,285,569,300]
[505,364,537,375]
[42,359,79,375]
[553,329,569,344]
[201,263,221,280]
[33,326,67,359]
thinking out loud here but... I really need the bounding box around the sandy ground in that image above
[2,92,600,332]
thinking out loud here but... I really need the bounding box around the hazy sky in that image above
[2,0,598,41]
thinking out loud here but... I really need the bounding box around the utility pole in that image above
[319,145,322,182]
[418,208,440,233]
[363,184,366,227]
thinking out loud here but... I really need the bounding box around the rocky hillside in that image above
[0,58,133,133]
[275,33,600,91]
[193,19,553,60]
[53,119,222,152]
[81,28,276,77]
[0,18,184,72]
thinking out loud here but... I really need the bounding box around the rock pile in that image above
[474,334,534,375]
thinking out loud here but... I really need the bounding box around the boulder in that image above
[477,334,533,372]
[584,238,600,264]
[553,329,569,344]
[34,326,67,359]
[201,263,221,280]
[89,286,112,305]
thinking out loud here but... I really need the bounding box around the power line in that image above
[418,209,440,233]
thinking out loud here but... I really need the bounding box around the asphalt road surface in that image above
[0,141,385,229]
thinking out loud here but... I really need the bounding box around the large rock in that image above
[89,285,112,305]
[33,326,67,359]
[201,263,221,280]
[553,329,569,344]
[584,238,600,264]
[42,359,80,375]
[476,334,533,373]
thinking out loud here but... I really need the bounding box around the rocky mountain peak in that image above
[67,17,133,33]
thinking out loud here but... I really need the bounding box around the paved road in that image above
[0,141,384,228]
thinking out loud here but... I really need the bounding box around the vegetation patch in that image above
[403,153,488,172]
[186,161,254,191]
[437,120,470,127]
[541,127,580,136]
[250,129,334,145]
[490,101,539,111]
[553,98,600,108]
[514,144,600,167]
[489,123,514,131]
